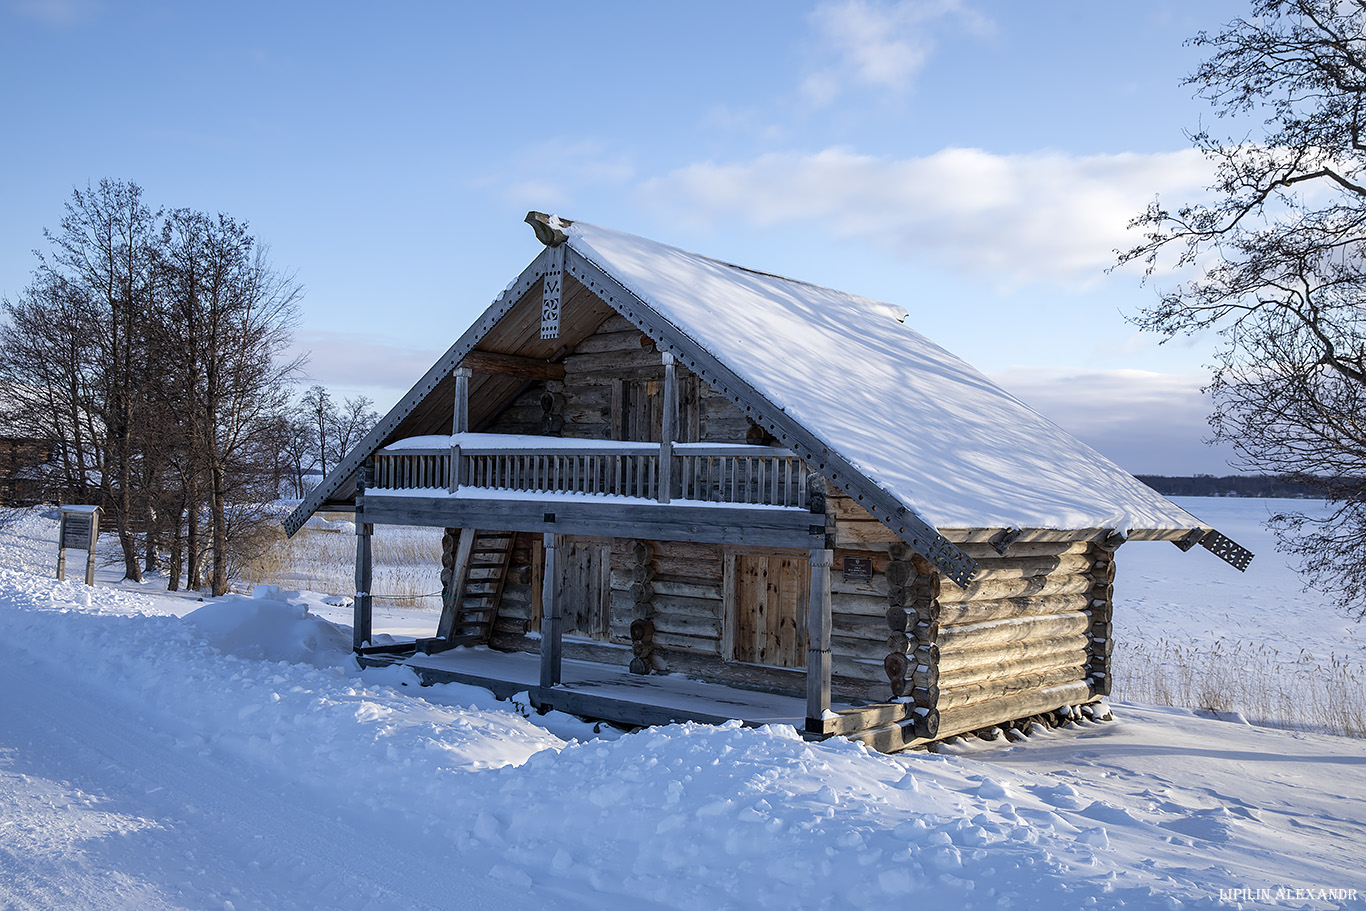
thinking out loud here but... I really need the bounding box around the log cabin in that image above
[284,213,1253,752]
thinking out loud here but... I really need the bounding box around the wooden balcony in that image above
[373,435,810,508]
[363,435,816,548]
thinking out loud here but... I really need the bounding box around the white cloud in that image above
[637,146,1213,286]
[802,0,991,105]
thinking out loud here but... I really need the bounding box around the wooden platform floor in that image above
[403,646,812,730]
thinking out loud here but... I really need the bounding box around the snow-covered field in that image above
[0,500,1363,910]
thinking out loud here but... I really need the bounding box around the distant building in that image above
[0,433,55,506]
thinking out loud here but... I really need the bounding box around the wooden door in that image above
[557,536,611,639]
[730,553,808,668]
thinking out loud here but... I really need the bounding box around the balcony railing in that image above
[372,437,808,508]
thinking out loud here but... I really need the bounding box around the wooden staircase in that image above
[424,530,515,652]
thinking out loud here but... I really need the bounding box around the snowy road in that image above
[0,648,583,911]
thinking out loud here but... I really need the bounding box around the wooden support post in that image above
[539,532,562,688]
[84,509,100,587]
[805,475,833,729]
[450,366,472,493]
[806,546,833,727]
[353,460,374,651]
[658,351,677,503]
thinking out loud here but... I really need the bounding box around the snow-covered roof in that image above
[564,219,1203,534]
[286,214,1251,576]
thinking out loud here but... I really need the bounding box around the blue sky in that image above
[1,0,1251,474]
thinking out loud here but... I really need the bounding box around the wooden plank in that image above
[461,349,567,380]
[361,495,813,549]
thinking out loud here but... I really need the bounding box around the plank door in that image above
[557,536,611,640]
[730,553,808,668]
[613,374,700,443]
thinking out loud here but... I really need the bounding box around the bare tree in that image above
[1119,0,1366,617]
[292,384,378,491]
[160,209,303,596]
[2,182,304,596]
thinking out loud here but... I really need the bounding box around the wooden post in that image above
[84,510,100,586]
[805,475,833,728]
[806,546,833,726]
[539,532,562,688]
[450,366,472,493]
[658,351,677,503]
[353,460,374,651]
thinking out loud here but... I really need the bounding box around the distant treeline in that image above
[1136,475,1328,498]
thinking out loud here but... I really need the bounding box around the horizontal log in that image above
[955,540,1092,560]
[462,349,567,380]
[934,633,1089,676]
[935,665,1088,712]
[650,611,720,639]
[936,571,1092,605]
[934,680,1094,741]
[651,629,721,656]
[832,612,886,638]
[563,346,664,375]
[830,574,890,597]
[831,591,892,619]
[938,593,1091,628]
[832,654,888,687]
[613,539,721,563]
[938,611,1090,652]
[647,554,726,581]
[833,521,901,547]
[571,328,652,356]
[963,553,1093,581]
[919,645,1088,693]
[651,593,724,621]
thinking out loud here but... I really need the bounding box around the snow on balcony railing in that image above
[373,434,808,508]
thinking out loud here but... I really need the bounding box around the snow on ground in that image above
[0,503,1364,909]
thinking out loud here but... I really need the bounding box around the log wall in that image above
[825,489,1114,748]
[479,313,755,444]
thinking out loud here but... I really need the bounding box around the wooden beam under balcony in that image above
[360,494,814,549]
[460,350,566,380]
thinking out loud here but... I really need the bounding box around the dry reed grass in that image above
[238,522,444,609]
[1112,636,1365,739]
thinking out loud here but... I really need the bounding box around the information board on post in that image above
[57,505,101,586]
